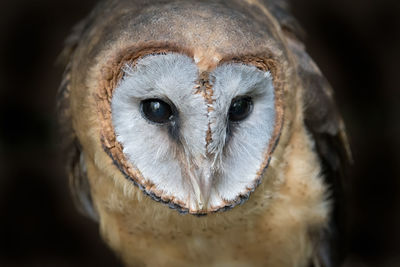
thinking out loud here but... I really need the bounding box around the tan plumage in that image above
[58,0,351,266]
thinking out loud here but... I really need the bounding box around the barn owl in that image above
[58,0,352,266]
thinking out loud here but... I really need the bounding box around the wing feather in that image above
[265,1,353,266]
[57,17,98,221]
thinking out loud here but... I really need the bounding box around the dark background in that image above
[0,0,399,266]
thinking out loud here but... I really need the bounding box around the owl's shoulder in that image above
[264,1,353,265]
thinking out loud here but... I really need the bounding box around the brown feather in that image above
[56,0,346,266]
[265,2,353,266]
[57,21,98,220]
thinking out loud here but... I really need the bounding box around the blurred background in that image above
[0,0,399,266]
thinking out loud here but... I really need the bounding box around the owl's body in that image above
[58,0,351,266]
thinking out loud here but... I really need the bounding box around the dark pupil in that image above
[141,99,173,123]
[228,97,253,122]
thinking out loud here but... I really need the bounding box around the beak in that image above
[188,159,213,212]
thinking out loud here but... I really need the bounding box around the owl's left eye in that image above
[228,96,253,122]
[141,99,174,124]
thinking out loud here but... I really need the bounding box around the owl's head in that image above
[68,1,292,215]
[106,52,282,214]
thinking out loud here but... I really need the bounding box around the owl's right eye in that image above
[140,99,174,124]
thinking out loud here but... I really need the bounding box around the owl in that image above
[57,0,352,266]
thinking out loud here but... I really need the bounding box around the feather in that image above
[57,0,348,265]
[56,18,98,221]
[265,1,353,266]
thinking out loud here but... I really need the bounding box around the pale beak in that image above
[188,159,214,212]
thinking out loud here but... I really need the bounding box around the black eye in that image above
[141,99,174,124]
[228,97,253,122]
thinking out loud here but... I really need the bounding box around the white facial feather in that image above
[111,53,275,213]
[209,64,275,203]
[112,53,208,208]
